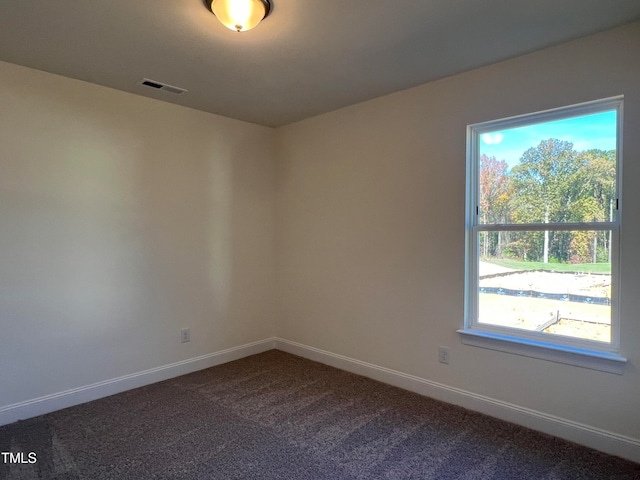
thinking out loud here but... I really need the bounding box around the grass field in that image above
[483,258,611,274]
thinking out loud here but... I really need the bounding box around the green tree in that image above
[570,149,616,262]
[479,155,511,257]
[510,139,578,263]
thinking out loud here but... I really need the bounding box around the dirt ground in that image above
[480,270,611,297]
[478,269,612,342]
[543,319,610,343]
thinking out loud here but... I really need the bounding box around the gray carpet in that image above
[1,350,638,479]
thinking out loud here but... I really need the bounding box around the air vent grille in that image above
[138,78,187,95]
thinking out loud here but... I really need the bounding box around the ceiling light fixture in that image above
[204,0,272,33]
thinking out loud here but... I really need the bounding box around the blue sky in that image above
[480,110,617,168]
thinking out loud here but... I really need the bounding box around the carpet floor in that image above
[1,350,639,479]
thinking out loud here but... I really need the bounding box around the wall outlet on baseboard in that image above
[181,328,191,343]
[438,346,450,364]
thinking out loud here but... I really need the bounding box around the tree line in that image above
[480,139,616,264]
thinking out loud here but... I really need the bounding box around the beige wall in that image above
[0,61,276,407]
[275,22,640,440]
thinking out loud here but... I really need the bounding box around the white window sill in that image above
[457,329,627,375]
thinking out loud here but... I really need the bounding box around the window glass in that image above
[478,111,617,225]
[466,99,621,350]
[478,229,612,343]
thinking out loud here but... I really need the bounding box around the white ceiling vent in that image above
[138,78,187,95]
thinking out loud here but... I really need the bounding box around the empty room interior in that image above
[1,1,640,478]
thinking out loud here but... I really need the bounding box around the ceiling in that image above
[1,1,639,127]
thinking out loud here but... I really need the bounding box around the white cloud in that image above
[481,133,504,145]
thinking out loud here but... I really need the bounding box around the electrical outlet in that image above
[181,328,191,343]
[438,346,450,364]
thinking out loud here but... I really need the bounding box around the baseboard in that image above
[0,337,277,427]
[274,337,640,464]
[4,336,638,464]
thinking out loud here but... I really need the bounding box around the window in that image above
[461,97,626,373]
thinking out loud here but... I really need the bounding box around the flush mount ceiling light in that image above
[204,0,272,33]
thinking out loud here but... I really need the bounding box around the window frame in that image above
[460,97,626,374]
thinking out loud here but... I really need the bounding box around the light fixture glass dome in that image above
[210,0,271,32]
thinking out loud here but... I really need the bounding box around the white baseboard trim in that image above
[0,337,276,427]
[3,336,638,463]
[274,337,640,464]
